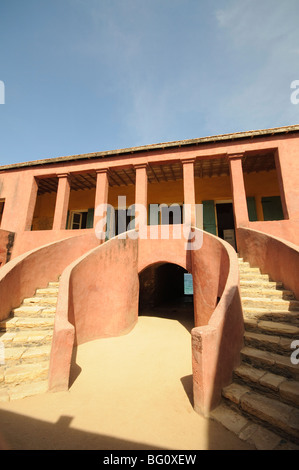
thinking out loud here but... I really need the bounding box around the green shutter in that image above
[86,208,94,228]
[203,200,217,235]
[129,205,135,229]
[246,197,258,222]
[105,205,112,241]
[65,211,70,229]
[262,196,284,221]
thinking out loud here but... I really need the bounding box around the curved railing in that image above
[48,232,139,391]
[49,226,244,417]
[238,226,299,299]
[0,232,100,322]
[191,229,243,416]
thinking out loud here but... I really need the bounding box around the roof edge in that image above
[1,124,299,172]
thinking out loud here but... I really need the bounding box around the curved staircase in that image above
[211,258,299,450]
[0,281,59,401]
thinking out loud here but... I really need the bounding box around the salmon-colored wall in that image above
[70,236,139,345]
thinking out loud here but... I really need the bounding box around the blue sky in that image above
[0,0,299,165]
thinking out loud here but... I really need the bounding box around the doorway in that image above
[138,262,194,332]
[215,202,236,250]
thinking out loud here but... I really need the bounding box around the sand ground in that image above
[0,306,254,451]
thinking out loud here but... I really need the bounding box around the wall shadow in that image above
[180,375,194,407]
[139,298,194,333]
[0,409,165,450]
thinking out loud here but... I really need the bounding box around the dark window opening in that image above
[215,203,236,250]
[0,200,4,226]
[69,211,88,229]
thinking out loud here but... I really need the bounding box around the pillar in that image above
[134,164,148,232]
[182,158,196,227]
[94,169,109,239]
[228,153,249,229]
[52,173,71,230]
[24,176,39,231]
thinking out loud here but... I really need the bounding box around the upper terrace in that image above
[0,124,298,257]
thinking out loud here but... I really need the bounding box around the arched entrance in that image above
[138,262,194,332]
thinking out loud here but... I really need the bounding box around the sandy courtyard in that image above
[0,312,254,450]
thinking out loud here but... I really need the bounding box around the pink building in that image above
[0,124,299,445]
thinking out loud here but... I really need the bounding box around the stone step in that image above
[0,380,48,402]
[244,331,293,356]
[12,305,56,317]
[244,318,299,337]
[239,266,262,273]
[239,272,270,281]
[35,287,59,297]
[240,287,294,300]
[23,296,57,306]
[222,383,299,444]
[243,308,299,324]
[0,329,53,346]
[0,361,49,387]
[0,316,55,331]
[241,296,299,311]
[210,401,296,450]
[233,363,299,407]
[241,346,299,380]
[48,281,60,287]
[0,279,59,402]
[1,345,52,365]
[240,279,284,290]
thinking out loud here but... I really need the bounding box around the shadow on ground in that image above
[0,409,165,450]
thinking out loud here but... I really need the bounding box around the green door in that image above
[86,208,94,228]
[261,196,284,221]
[203,200,217,235]
[246,197,258,222]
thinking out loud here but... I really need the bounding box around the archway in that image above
[138,262,194,332]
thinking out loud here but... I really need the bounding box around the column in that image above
[134,164,148,232]
[228,153,249,228]
[182,158,196,227]
[24,176,39,231]
[52,173,71,230]
[94,169,109,239]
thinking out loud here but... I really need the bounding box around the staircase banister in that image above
[191,230,244,416]
[237,227,299,299]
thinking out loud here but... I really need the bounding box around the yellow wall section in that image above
[195,175,232,203]
[244,170,280,221]
[108,185,135,207]
[68,188,95,211]
[32,192,56,230]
